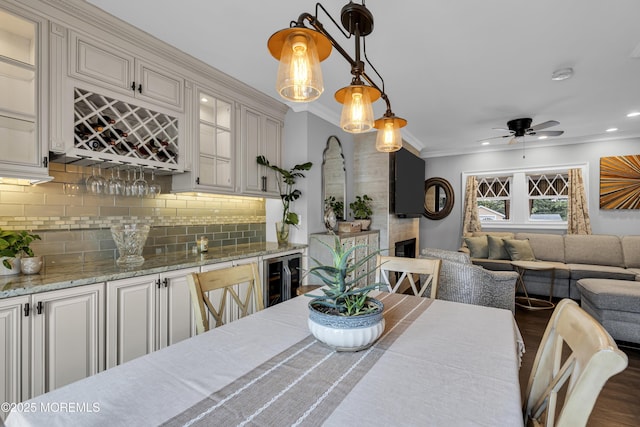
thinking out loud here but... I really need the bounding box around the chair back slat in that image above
[523,299,628,427]
[187,263,263,334]
[375,255,441,298]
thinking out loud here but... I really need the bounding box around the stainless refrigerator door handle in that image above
[283,264,291,301]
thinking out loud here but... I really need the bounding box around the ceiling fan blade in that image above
[529,120,559,131]
[534,130,564,137]
[477,135,511,142]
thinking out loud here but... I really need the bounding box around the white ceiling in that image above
[85,0,640,157]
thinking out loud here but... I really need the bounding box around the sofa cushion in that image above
[622,235,640,268]
[564,235,625,268]
[567,264,637,281]
[577,278,640,312]
[472,258,514,271]
[464,236,488,258]
[515,233,565,263]
[504,239,536,261]
[487,235,510,260]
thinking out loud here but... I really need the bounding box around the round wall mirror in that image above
[423,177,454,220]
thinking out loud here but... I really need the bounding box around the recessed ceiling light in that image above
[627,112,640,117]
[201,97,208,103]
[551,67,574,81]
[538,135,548,140]
[606,127,618,132]
[481,141,490,146]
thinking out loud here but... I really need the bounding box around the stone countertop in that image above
[0,242,307,299]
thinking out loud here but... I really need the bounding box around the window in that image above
[465,164,587,229]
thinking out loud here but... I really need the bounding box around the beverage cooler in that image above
[263,253,302,307]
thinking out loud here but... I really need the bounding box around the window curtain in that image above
[462,175,482,235]
[567,168,592,234]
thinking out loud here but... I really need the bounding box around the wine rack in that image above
[73,87,179,169]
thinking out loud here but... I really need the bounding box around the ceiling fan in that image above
[485,118,565,144]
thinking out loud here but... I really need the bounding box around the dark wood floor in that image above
[515,302,640,426]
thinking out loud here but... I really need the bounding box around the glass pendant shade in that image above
[335,84,380,133]
[374,116,406,152]
[274,31,324,102]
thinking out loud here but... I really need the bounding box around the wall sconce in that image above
[267,1,406,152]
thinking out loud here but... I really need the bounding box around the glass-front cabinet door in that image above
[0,6,49,182]
[197,91,234,190]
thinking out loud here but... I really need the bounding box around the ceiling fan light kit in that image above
[551,67,574,81]
[267,1,407,152]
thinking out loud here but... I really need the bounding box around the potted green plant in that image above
[324,196,344,221]
[256,155,312,245]
[349,194,373,231]
[306,236,385,351]
[0,229,41,275]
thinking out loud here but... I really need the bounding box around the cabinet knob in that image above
[131,81,136,91]
[138,84,142,93]
[36,301,44,315]
[163,278,168,288]
[261,176,267,192]
[24,303,30,317]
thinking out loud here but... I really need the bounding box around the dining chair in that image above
[187,263,263,334]
[522,299,628,427]
[375,255,441,298]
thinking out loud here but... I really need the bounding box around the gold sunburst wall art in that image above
[599,154,640,209]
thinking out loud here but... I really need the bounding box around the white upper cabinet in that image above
[173,87,235,192]
[69,31,184,111]
[0,5,50,182]
[240,105,282,198]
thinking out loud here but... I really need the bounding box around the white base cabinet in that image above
[106,267,197,368]
[0,284,104,422]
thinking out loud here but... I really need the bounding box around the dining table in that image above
[6,291,525,426]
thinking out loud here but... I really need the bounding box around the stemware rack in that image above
[67,87,180,172]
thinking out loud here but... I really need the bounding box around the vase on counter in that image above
[20,256,42,275]
[275,222,290,246]
[111,224,150,267]
[0,256,20,276]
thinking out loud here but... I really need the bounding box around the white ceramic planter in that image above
[308,298,385,352]
[0,257,21,276]
[21,256,43,275]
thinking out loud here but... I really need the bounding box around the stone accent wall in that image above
[0,163,266,266]
[353,134,419,255]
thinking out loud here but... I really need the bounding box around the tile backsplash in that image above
[0,163,266,265]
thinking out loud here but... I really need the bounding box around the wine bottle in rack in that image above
[148,138,169,149]
[100,115,116,125]
[87,139,104,151]
[87,121,104,132]
[136,143,154,158]
[114,128,128,139]
[74,124,91,140]
[100,129,117,145]
[156,148,177,162]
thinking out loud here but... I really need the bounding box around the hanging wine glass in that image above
[124,168,135,197]
[85,164,107,195]
[108,166,125,196]
[133,166,149,197]
[148,169,162,198]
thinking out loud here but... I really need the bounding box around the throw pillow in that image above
[504,239,537,261]
[464,236,489,258]
[487,235,510,260]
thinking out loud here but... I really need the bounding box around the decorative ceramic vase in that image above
[110,224,150,267]
[356,218,371,231]
[0,257,20,276]
[324,207,337,232]
[275,222,290,245]
[20,256,42,275]
[308,298,385,352]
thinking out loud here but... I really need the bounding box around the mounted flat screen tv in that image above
[390,148,426,218]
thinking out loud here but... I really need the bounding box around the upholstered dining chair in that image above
[375,255,441,298]
[523,299,628,427]
[187,263,263,334]
[420,247,518,313]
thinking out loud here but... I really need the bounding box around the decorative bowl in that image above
[110,224,150,267]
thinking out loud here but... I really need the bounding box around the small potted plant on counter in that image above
[349,194,373,231]
[0,228,41,275]
[305,236,385,351]
[256,155,312,245]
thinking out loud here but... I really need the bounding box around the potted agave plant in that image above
[306,237,385,351]
[0,229,41,276]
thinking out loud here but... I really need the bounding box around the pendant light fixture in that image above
[267,1,406,152]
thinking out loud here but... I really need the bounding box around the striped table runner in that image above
[162,293,432,427]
